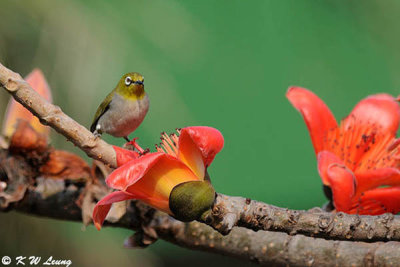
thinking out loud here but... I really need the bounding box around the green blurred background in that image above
[1,0,400,266]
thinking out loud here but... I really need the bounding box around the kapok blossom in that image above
[2,69,52,138]
[287,87,400,215]
[93,126,224,230]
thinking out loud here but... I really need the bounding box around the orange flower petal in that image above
[326,164,356,212]
[317,151,344,186]
[355,168,400,193]
[343,94,400,137]
[106,153,165,190]
[178,126,224,178]
[106,153,199,213]
[112,146,139,167]
[39,150,91,180]
[126,155,200,213]
[177,129,206,179]
[9,120,47,152]
[92,190,138,230]
[2,69,52,138]
[352,187,400,215]
[286,87,338,154]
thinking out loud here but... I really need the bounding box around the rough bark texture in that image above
[2,62,400,266]
[205,194,400,242]
[2,149,400,267]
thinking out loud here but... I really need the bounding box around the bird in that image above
[90,72,149,143]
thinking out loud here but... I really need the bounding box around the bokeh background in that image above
[1,0,400,266]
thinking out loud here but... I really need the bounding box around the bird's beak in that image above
[133,81,144,85]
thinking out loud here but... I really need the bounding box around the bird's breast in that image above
[98,93,149,137]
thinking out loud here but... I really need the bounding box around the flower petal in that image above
[112,146,139,167]
[343,94,400,136]
[286,87,337,154]
[177,130,206,179]
[354,168,400,193]
[317,151,344,185]
[106,152,200,213]
[92,191,138,230]
[106,153,166,190]
[178,126,224,179]
[2,69,52,138]
[126,154,200,213]
[352,187,400,215]
[326,164,356,212]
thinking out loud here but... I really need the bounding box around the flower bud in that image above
[169,180,216,222]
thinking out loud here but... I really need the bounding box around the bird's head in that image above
[116,72,145,100]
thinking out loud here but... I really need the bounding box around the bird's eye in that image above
[125,77,132,86]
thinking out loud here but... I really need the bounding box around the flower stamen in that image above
[157,131,180,157]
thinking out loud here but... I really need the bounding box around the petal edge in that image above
[92,191,138,230]
[287,87,337,154]
[179,126,224,167]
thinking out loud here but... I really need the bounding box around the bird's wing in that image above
[90,91,114,133]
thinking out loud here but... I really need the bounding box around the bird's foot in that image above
[125,137,147,155]
[93,130,102,140]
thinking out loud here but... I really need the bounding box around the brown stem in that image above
[202,194,400,242]
[2,150,399,267]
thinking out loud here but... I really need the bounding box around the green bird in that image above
[90,72,149,142]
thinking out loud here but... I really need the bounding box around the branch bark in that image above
[1,62,400,266]
[0,63,117,168]
[205,194,400,242]
[2,150,400,267]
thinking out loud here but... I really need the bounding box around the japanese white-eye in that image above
[90,72,149,141]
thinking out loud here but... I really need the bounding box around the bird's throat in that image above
[117,85,145,100]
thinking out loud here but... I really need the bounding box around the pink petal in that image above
[286,87,337,154]
[343,94,400,136]
[326,164,356,212]
[92,191,138,230]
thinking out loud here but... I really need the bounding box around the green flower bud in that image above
[169,181,216,222]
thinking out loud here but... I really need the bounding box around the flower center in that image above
[324,119,399,171]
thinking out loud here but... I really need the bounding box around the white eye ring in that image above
[125,76,132,86]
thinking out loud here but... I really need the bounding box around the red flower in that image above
[93,126,224,230]
[2,69,52,138]
[287,87,400,215]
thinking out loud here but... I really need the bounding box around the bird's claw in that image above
[93,130,102,140]
[125,137,147,155]
[125,137,138,147]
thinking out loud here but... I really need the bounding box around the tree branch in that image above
[1,62,400,266]
[2,150,400,267]
[205,194,400,242]
[0,63,117,168]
